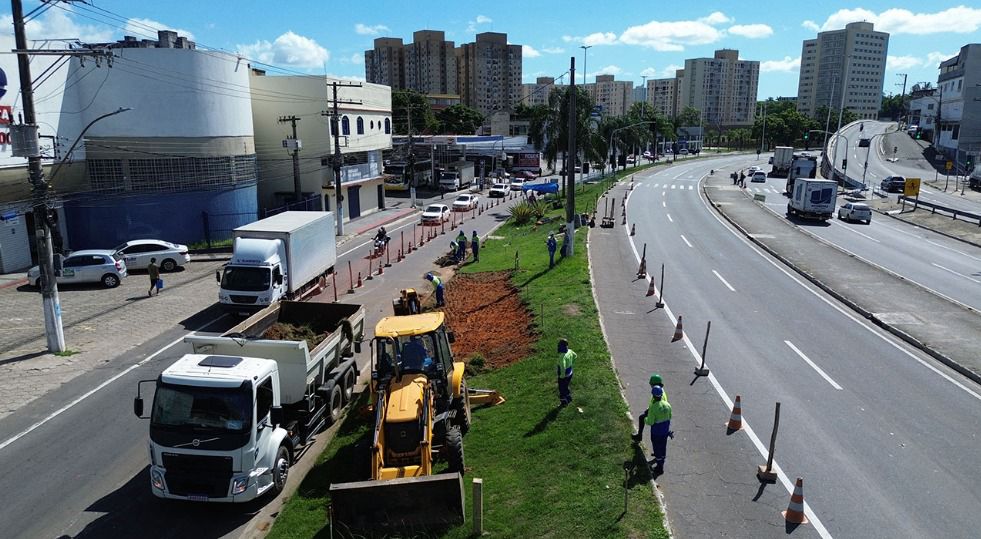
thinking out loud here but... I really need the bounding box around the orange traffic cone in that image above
[356,272,363,288]
[727,395,743,431]
[782,478,809,525]
[637,257,647,279]
[646,279,657,296]
[630,223,636,236]
[671,315,683,342]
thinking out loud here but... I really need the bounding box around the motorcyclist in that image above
[860,122,864,132]
[373,226,389,253]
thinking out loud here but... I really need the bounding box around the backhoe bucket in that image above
[468,387,506,407]
[330,473,465,531]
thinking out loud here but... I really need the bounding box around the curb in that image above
[702,181,981,387]
[0,278,28,290]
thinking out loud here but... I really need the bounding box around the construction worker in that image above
[546,233,557,268]
[739,171,746,187]
[556,338,577,406]
[455,230,467,262]
[646,385,673,473]
[470,231,480,263]
[426,272,445,307]
[400,336,433,372]
[632,374,667,442]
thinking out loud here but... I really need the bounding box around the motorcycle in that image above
[373,235,390,257]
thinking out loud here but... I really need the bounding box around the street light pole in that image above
[822,73,838,155]
[835,56,852,136]
[579,45,592,86]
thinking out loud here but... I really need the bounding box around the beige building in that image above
[674,69,685,117]
[796,21,889,120]
[404,30,457,95]
[364,37,405,89]
[679,50,758,127]
[584,74,634,117]
[647,77,680,117]
[456,32,522,116]
[520,76,560,107]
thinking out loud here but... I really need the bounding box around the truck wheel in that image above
[327,384,343,425]
[445,426,465,474]
[271,445,290,496]
[453,378,472,436]
[342,368,357,404]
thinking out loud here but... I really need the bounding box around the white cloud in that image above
[819,7,981,34]
[561,35,575,43]
[238,31,330,69]
[467,15,493,32]
[801,20,820,32]
[350,53,364,64]
[925,51,955,67]
[728,24,774,39]
[640,67,659,77]
[125,17,195,41]
[619,19,723,51]
[560,32,618,47]
[760,56,801,72]
[886,55,921,70]
[588,65,622,78]
[354,23,389,35]
[522,45,541,58]
[699,12,732,25]
[325,73,366,82]
[476,15,492,24]
[541,46,565,54]
[662,64,683,77]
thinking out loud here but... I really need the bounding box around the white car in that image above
[509,178,526,191]
[489,182,510,198]
[114,239,190,272]
[751,171,767,183]
[453,194,479,211]
[421,204,451,224]
[747,166,761,175]
[838,202,872,224]
[28,249,127,289]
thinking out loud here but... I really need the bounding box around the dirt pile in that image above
[443,272,536,369]
[261,322,323,350]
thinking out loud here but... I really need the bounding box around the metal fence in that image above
[897,195,981,226]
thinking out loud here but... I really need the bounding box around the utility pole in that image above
[896,73,908,126]
[322,81,361,235]
[835,56,851,136]
[278,115,303,206]
[822,73,838,154]
[406,105,416,207]
[759,101,768,154]
[565,56,576,256]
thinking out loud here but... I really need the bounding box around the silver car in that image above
[28,249,128,288]
[113,239,190,272]
[838,202,872,224]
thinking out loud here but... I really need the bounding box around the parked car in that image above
[751,171,767,183]
[514,170,537,179]
[489,182,510,198]
[880,176,906,193]
[420,204,451,224]
[452,194,479,211]
[858,138,871,148]
[747,166,761,175]
[838,202,872,224]
[626,156,636,165]
[113,239,190,272]
[28,249,127,288]
[509,178,526,191]
[679,148,689,155]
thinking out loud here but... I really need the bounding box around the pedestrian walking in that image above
[546,233,558,268]
[147,258,160,297]
[426,272,445,307]
[632,373,668,442]
[731,171,738,185]
[739,171,746,187]
[470,231,480,263]
[645,386,673,473]
[556,338,577,406]
[455,230,467,262]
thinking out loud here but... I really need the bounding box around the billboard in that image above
[513,152,541,171]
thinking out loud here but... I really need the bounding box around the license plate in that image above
[187,495,209,502]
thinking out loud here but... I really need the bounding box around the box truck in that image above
[133,301,366,503]
[787,178,838,221]
[770,146,795,178]
[217,211,335,314]
[439,160,475,191]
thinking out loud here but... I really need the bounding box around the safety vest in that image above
[644,398,672,426]
[430,276,442,289]
[556,349,577,377]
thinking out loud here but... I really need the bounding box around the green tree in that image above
[526,86,600,171]
[392,89,438,135]
[677,106,701,128]
[436,104,484,134]
[879,93,907,121]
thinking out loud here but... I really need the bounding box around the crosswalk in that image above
[642,182,786,195]
[648,183,695,190]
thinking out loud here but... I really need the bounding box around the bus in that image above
[383,161,433,191]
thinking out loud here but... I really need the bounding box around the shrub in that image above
[508,202,535,225]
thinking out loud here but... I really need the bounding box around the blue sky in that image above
[6,1,981,99]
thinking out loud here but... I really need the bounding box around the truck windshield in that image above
[151,382,252,434]
[221,266,270,292]
[441,173,457,180]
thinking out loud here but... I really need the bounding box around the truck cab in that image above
[218,237,288,313]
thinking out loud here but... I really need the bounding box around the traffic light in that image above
[804,131,809,151]
[915,130,921,140]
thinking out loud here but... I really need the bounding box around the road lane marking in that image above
[830,221,880,242]
[671,184,677,189]
[688,185,693,190]
[712,270,736,291]
[680,234,693,248]
[662,200,666,208]
[666,213,674,223]
[785,341,844,390]
[0,313,230,453]
[662,190,667,197]
[926,240,981,262]
[932,263,981,284]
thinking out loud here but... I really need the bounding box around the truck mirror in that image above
[446,331,455,343]
[215,269,221,283]
[354,341,362,354]
[270,406,284,426]
[275,274,284,286]
[133,397,144,417]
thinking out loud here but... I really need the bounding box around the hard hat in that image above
[426,273,434,280]
[649,373,662,386]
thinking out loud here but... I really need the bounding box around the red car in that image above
[514,170,537,179]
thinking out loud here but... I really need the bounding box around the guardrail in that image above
[898,195,981,226]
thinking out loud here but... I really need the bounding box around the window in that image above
[342,116,350,135]
[356,116,365,135]
[370,120,374,130]
[256,377,273,422]
[384,118,391,134]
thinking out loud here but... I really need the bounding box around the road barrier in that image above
[757,402,780,482]
[672,315,683,342]
[365,247,374,281]
[898,195,981,226]
[347,260,355,294]
[655,264,665,308]
[727,395,743,431]
[782,478,809,525]
[694,321,711,377]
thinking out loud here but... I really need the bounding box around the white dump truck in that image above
[787,178,838,221]
[133,300,365,503]
[218,211,335,315]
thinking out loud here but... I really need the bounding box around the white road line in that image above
[666,213,674,223]
[662,200,667,208]
[671,184,677,189]
[712,270,736,291]
[785,341,844,390]
[680,234,693,248]
[830,221,880,242]
[926,240,981,262]
[0,313,230,453]
[932,263,981,284]
[662,190,667,197]
[688,185,693,190]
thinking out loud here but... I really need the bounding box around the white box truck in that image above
[217,211,335,314]
[787,178,838,221]
[133,300,365,503]
[439,160,475,191]
[770,146,795,178]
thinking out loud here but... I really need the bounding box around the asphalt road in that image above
[0,192,522,539]
[626,155,981,537]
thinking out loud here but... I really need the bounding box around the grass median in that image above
[267,164,667,539]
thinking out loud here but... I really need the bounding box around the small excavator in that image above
[329,289,503,531]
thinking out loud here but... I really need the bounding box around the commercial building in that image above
[647,77,680,118]
[796,21,889,120]
[679,49,759,128]
[908,88,939,136]
[520,76,559,107]
[364,37,405,89]
[404,30,457,95]
[456,32,522,116]
[934,44,981,168]
[584,74,634,117]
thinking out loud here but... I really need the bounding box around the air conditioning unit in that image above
[282,138,302,151]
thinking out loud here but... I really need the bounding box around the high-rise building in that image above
[364,37,405,89]
[935,44,981,168]
[456,32,522,116]
[679,49,759,128]
[647,77,680,117]
[520,76,559,107]
[584,74,634,117]
[796,21,889,120]
[403,30,457,95]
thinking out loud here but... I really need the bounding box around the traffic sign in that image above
[904,177,921,197]
[946,160,953,171]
